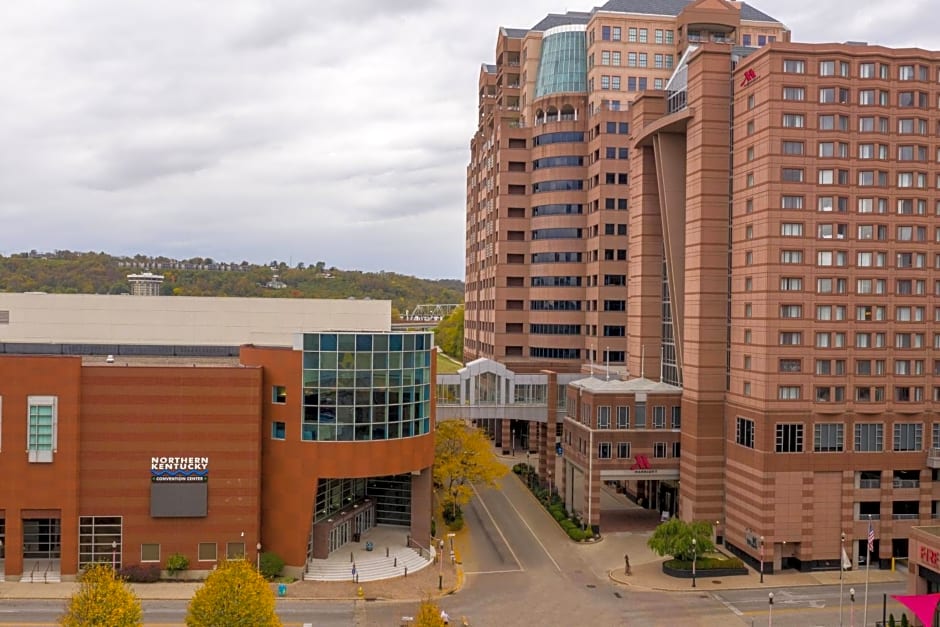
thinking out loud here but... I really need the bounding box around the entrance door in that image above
[22,518,61,579]
[23,519,60,559]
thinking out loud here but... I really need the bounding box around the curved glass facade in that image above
[301,332,432,442]
[535,25,587,98]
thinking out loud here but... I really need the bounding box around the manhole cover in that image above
[613,592,622,598]
[586,584,597,589]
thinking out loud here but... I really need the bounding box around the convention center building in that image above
[0,293,434,580]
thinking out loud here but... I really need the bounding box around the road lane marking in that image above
[470,483,524,572]
[711,593,744,617]
[463,569,523,575]
[490,485,562,572]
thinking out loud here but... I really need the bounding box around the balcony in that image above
[928,448,940,468]
[859,479,881,489]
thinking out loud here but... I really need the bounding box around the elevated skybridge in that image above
[401,303,460,322]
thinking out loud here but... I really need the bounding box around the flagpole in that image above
[863,514,872,626]
[840,532,845,627]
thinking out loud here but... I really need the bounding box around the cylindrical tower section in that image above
[535,25,588,98]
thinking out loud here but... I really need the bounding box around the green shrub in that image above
[430,518,437,538]
[259,552,285,580]
[665,556,745,570]
[165,553,189,575]
[446,515,464,532]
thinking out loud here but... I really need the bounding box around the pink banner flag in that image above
[891,593,940,627]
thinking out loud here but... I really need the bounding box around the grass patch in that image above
[436,353,463,374]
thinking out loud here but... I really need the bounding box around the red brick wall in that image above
[79,365,263,572]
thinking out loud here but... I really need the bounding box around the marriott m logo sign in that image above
[631,454,651,470]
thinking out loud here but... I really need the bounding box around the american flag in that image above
[867,517,875,553]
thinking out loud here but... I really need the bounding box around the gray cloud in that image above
[0,1,938,278]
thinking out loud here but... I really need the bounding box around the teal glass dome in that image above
[535,25,587,98]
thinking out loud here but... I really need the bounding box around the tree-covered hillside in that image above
[0,251,463,316]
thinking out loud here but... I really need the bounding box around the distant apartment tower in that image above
[464,0,788,374]
[126,272,164,296]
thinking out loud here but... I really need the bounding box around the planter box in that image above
[662,563,749,578]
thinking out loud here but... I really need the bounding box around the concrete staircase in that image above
[19,560,61,583]
[304,546,431,582]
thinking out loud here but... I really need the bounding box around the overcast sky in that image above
[0,1,936,279]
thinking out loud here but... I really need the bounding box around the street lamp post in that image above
[760,536,765,583]
[691,538,697,588]
[256,542,262,572]
[511,428,515,456]
[768,592,774,627]
[716,520,721,546]
[850,587,855,627]
[111,540,117,571]
[547,468,553,502]
[840,531,846,626]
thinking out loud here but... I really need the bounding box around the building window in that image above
[78,516,122,570]
[783,59,805,74]
[598,442,611,459]
[597,406,610,429]
[778,386,801,400]
[141,543,160,563]
[27,395,57,463]
[617,442,631,458]
[671,406,681,429]
[198,542,218,561]
[616,406,629,429]
[894,423,923,451]
[226,542,246,559]
[272,385,286,404]
[814,423,844,452]
[272,421,286,440]
[855,423,884,452]
[653,442,667,458]
[736,417,755,448]
[775,423,804,452]
[652,406,666,428]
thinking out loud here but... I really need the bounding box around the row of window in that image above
[770,385,936,402]
[594,50,675,68]
[770,329,933,348]
[782,59,938,82]
[773,195,938,215]
[774,357,940,376]
[765,277,935,296]
[773,113,935,135]
[772,141,940,162]
[777,222,932,241]
[736,418,940,453]
[572,405,682,430]
[765,249,935,269]
[770,167,940,189]
[595,26,674,45]
[767,303,937,322]
[781,85,935,108]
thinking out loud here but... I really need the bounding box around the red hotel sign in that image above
[740,68,758,87]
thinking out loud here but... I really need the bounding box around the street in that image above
[0,470,910,625]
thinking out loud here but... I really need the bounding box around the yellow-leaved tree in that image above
[434,419,508,524]
[415,598,447,626]
[59,563,143,627]
[185,559,281,627]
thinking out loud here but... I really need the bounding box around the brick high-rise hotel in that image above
[466,0,940,571]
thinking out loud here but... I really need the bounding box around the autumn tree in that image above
[185,559,281,627]
[434,419,508,521]
[59,563,143,627]
[414,598,447,626]
[647,518,715,561]
[433,305,464,360]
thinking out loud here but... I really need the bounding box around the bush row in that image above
[664,556,745,570]
[516,465,595,542]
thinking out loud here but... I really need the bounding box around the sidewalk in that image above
[0,556,461,602]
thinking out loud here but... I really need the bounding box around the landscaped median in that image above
[512,463,597,542]
[648,518,747,579]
